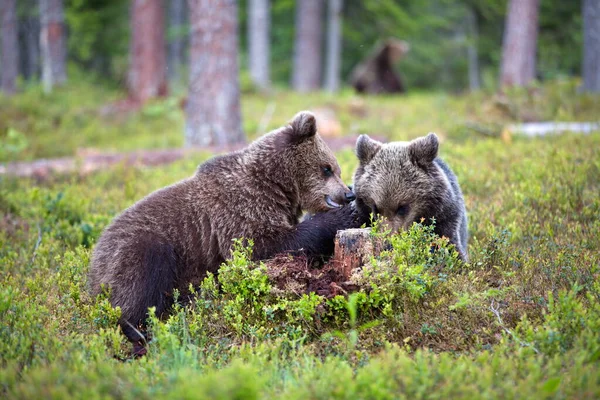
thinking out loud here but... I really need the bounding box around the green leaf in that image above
[587,348,600,364]
[542,377,561,394]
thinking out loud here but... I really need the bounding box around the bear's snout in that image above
[344,192,356,202]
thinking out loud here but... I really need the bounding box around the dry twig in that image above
[490,299,540,354]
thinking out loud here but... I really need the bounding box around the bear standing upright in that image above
[89,112,367,352]
[353,133,468,260]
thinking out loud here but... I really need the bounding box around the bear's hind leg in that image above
[118,241,179,356]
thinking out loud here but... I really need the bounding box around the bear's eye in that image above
[396,205,409,216]
[322,166,333,177]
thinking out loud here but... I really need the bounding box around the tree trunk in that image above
[167,0,187,85]
[19,2,41,81]
[2,0,19,95]
[185,0,245,147]
[324,0,342,93]
[40,0,67,93]
[466,7,481,91]
[248,0,270,91]
[128,0,167,103]
[292,0,323,92]
[583,0,600,92]
[499,0,540,88]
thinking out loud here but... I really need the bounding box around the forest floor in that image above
[1,79,600,398]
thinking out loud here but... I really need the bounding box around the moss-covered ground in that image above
[1,79,599,398]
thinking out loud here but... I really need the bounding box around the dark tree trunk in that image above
[40,0,67,93]
[583,0,600,92]
[324,0,342,93]
[466,7,481,91]
[167,0,187,85]
[2,0,19,94]
[292,0,323,92]
[499,0,540,88]
[128,0,167,103]
[185,0,244,147]
[248,0,270,91]
[19,2,41,81]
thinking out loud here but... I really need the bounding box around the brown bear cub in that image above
[89,112,368,354]
[353,133,468,261]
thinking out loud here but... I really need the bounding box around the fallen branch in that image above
[490,300,539,354]
[1,135,380,180]
[1,148,203,179]
[507,122,600,137]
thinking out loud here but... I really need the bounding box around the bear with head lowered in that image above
[353,133,468,261]
[89,111,368,353]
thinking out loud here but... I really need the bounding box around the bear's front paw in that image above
[330,203,368,229]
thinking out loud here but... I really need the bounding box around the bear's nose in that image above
[345,192,356,202]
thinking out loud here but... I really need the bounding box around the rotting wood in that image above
[332,228,380,281]
[262,228,382,299]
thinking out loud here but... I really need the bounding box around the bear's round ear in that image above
[408,132,439,167]
[356,134,382,165]
[274,111,317,149]
[289,111,317,141]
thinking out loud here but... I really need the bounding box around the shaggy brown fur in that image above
[353,133,468,261]
[89,111,368,348]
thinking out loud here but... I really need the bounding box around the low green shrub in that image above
[1,83,599,398]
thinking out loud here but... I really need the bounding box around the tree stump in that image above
[332,228,379,280]
[262,228,382,298]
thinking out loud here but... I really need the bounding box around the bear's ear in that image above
[274,111,317,149]
[289,111,317,142]
[408,132,439,166]
[356,134,382,165]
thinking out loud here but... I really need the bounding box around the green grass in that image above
[1,79,600,398]
[2,76,598,162]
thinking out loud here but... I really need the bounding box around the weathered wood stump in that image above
[264,228,381,298]
[332,228,379,280]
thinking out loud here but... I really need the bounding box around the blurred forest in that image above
[0,0,587,93]
[2,0,597,152]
